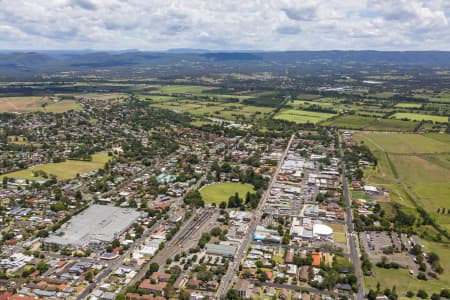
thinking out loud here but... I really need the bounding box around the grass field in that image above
[199,183,255,206]
[7,136,28,144]
[273,109,335,124]
[391,113,448,123]
[322,115,417,131]
[415,91,450,103]
[365,240,450,294]
[150,85,215,94]
[0,153,111,181]
[354,133,450,233]
[73,93,127,101]
[394,103,423,108]
[326,223,347,244]
[150,100,273,121]
[139,95,177,103]
[355,133,450,153]
[0,96,81,113]
[0,96,46,112]
[365,264,449,294]
[44,100,81,113]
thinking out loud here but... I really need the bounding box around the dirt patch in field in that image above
[0,98,40,112]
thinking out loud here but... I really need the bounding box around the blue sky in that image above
[0,0,449,50]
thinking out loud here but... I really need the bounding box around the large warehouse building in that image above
[45,205,142,250]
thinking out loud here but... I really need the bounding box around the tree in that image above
[417,272,427,280]
[316,193,326,203]
[197,270,213,282]
[210,227,221,237]
[37,230,49,238]
[354,168,364,180]
[367,289,377,300]
[417,290,428,299]
[36,261,49,273]
[85,271,93,282]
[2,177,8,188]
[184,190,204,208]
[179,289,191,300]
[440,289,450,299]
[115,294,126,300]
[219,201,227,209]
[431,294,441,300]
[149,262,159,274]
[112,239,120,248]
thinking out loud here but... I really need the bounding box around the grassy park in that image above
[326,223,346,244]
[199,182,255,206]
[0,153,111,181]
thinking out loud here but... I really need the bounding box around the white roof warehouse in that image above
[45,205,142,249]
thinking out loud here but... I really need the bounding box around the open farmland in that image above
[0,96,81,113]
[149,85,215,94]
[44,100,82,113]
[415,91,450,103]
[150,100,273,121]
[273,109,335,124]
[139,95,177,103]
[394,102,423,108]
[355,133,450,153]
[354,133,450,234]
[73,93,127,101]
[391,112,448,123]
[0,153,111,181]
[322,115,417,131]
[0,96,47,112]
[200,183,255,206]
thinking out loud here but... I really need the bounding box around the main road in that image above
[338,132,364,300]
[216,133,295,298]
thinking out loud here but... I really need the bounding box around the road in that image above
[216,133,295,298]
[338,132,364,300]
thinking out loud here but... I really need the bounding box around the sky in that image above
[0,0,449,51]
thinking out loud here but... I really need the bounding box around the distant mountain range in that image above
[0,50,449,77]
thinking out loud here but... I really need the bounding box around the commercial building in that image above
[290,218,333,241]
[205,243,237,258]
[254,225,281,243]
[45,205,142,249]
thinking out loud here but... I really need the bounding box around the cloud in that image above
[282,6,318,21]
[0,0,448,50]
[277,25,302,35]
[70,0,97,11]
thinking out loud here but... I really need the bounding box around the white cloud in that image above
[0,0,448,50]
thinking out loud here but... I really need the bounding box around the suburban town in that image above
[0,92,357,300]
[1,2,450,298]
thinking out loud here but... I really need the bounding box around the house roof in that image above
[150,272,171,281]
[311,252,321,266]
[139,279,167,291]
